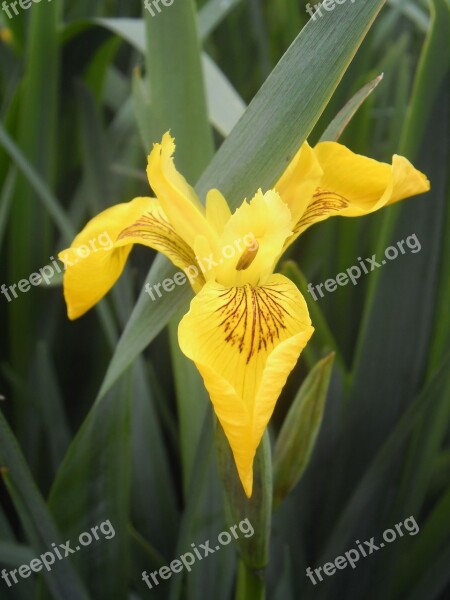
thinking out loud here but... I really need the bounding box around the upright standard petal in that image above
[178,274,314,497]
[147,132,217,249]
[206,188,232,235]
[211,189,293,288]
[60,197,200,320]
[289,142,430,238]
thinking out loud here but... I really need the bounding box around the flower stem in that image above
[215,425,272,600]
[235,559,265,600]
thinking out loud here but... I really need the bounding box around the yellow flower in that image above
[60,132,430,497]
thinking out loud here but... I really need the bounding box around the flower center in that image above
[235,242,259,271]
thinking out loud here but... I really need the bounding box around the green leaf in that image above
[8,0,61,375]
[128,525,167,600]
[93,17,245,139]
[273,353,335,509]
[394,484,450,598]
[97,257,193,400]
[318,353,450,565]
[347,0,449,470]
[0,123,73,242]
[390,359,450,520]
[0,542,33,568]
[144,0,213,180]
[31,343,71,477]
[167,406,217,600]
[77,83,114,214]
[387,0,430,33]
[83,36,121,105]
[48,372,133,599]
[319,74,384,142]
[399,0,450,159]
[424,0,450,373]
[0,168,15,249]
[202,53,246,137]
[131,68,160,150]
[96,0,385,402]
[198,0,243,40]
[196,0,386,209]
[0,410,90,600]
[130,361,179,558]
[404,543,450,600]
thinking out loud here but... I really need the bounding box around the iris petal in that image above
[275,141,323,225]
[60,196,202,319]
[178,274,314,496]
[213,189,293,288]
[206,188,232,235]
[147,132,217,248]
[290,142,430,237]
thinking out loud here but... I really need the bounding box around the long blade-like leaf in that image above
[0,411,90,600]
[96,0,386,402]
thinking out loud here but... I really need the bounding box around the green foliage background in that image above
[0,0,449,598]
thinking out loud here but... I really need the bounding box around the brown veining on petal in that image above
[294,188,349,234]
[118,211,196,266]
[215,285,289,364]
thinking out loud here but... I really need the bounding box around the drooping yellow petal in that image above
[147,132,217,248]
[60,197,201,320]
[178,274,314,497]
[275,140,323,225]
[290,142,430,237]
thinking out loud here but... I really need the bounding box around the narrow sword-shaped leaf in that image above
[319,74,384,142]
[47,373,132,599]
[96,0,386,402]
[0,411,90,600]
[198,0,243,39]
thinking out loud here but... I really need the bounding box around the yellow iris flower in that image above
[60,132,429,497]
